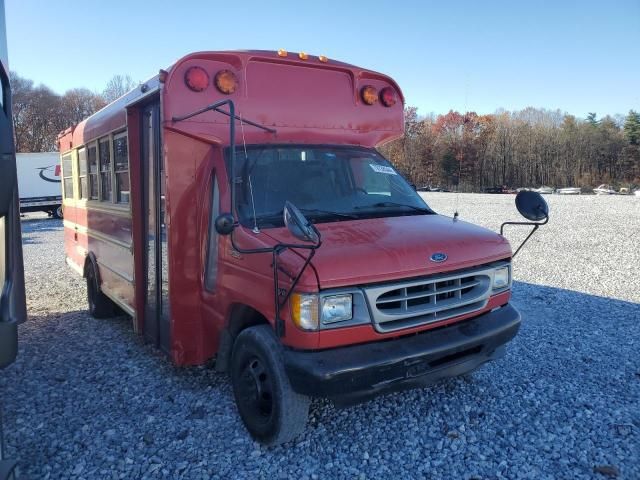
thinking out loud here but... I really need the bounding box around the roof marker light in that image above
[380,87,397,107]
[360,85,378,105]
[214,70,238,95]
[318,55,328,63]
[184,66,209,92]
[299,51,309,60]
[277,49,288,57]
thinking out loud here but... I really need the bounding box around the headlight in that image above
[290,293,354,330]
[321,294,353,324]
[290,293,319,331]
[493,266,510,290]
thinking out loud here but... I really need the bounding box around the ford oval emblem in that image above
[430,252,448,263]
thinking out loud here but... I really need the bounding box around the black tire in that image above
[52,205,63,219]
[230,325,310,446]
[86,264,115,318]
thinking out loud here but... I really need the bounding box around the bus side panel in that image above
[81,207,134,313]
[69,203,135,314]
[164,129,210,365]
[63,203,83,273]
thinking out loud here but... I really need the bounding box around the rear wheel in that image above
[230,325,310,446]
[52,205,63,219]
[86,264,115,318]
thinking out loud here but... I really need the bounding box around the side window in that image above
[204,174,220,291]
[99,137,112,201]
[78,148,88,199]
[87,143,98,200]
[113,133,129,204]
[62,153,74,199]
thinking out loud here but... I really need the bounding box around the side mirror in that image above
[214,213,236,235]
[283,201,319,244]
[515,191,549,221]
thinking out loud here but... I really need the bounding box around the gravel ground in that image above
[1,195,639,479]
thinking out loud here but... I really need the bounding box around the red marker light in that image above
[380,87,397,107]
[184,66,209,92]
[55,165,61,176]
[360,85,378,105]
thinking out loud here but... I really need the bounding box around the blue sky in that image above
[5,0,639,118]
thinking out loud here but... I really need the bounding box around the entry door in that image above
[141,102,170,352]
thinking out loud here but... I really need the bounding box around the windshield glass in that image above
[228,146,433,228]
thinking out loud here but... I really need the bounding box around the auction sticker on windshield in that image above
[370,164,397,175]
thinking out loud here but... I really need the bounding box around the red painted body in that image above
[59,50,512,366]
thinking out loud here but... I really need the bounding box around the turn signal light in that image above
[380,87,397,107]
[214,69,238,95]
[360,85,378,105]
[290,293,319,331]
[184,66,209,92]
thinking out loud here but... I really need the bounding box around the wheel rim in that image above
[237,356,274,425]
[56,206,63,218]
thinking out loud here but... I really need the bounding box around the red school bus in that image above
[59,50,541,445]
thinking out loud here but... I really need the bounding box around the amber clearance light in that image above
[184,66,209,92]
[360,85,378,105]
[214,69,238,95]
[380,87,397,107]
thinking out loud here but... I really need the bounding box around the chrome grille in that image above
[364,266,497,333]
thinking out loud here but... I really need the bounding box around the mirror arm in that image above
[500,215,548,258]
[228,226,322,338]
[272,246,319,337]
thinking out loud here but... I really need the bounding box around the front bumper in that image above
[283,303,520,405]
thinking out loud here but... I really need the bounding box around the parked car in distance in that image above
[556,187,581,195]
[593,184,617,195]
[417,185,446,192]
[483,186,514,194]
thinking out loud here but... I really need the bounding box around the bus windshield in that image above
[230,146,434,228]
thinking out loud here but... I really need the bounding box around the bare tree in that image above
[102,74,136,103]
[60,88,106,128]
[10,71,106,152]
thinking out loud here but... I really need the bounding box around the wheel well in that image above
[215,304,270,373]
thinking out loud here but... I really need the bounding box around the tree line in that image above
[10,71,640,190]
[10,72,135,152]
[379,107,640,191]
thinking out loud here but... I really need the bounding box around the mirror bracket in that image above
[500,216,548,258]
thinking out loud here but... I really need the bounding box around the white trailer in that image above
[16,152,63,218]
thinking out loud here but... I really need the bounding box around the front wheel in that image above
[230,325,310,446]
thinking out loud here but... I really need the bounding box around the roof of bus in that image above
[58,50,405,152]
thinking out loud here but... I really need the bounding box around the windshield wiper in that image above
[355,201,433,213]
[299,208,359,220]
[254,208,358,227]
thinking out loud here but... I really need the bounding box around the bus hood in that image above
[266,214,512,289]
